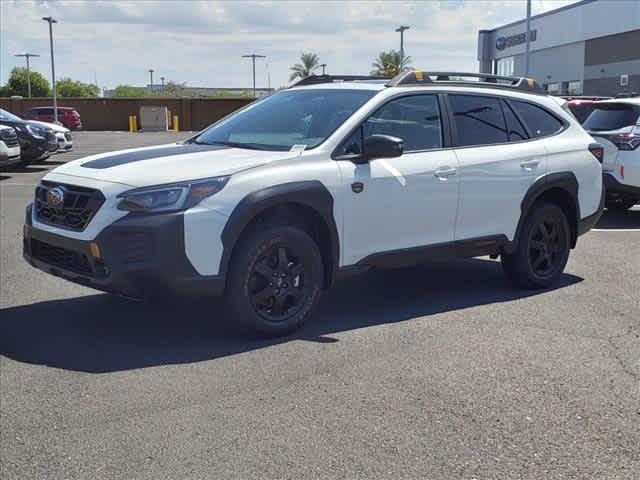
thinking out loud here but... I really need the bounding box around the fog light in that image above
[89,242,101,259]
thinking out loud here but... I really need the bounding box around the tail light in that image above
[588,143,604,163]
[610,133,640,150]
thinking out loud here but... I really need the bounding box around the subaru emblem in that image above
[47,187,65,208]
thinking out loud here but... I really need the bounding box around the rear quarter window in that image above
[510,100,564,138]
[582,104,640,131]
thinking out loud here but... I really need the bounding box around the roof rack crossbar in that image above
[386,71,546,94]
[292,74,391,87]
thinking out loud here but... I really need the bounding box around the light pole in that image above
[242,53,266,98]
[524,0,532,77]
[160,76,165,89]
[395,25,410,70]
[148,69,154,91]
[42,16,58,124]
[14,53,40,98]
[320,63,327,75]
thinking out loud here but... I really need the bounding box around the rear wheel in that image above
[502,203,570,289]
[226,225,323,337]
[606,196,637,211]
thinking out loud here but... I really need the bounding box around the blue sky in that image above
[0,0,574,91]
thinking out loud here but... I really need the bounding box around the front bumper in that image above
[23,204,225,299]
[603,173,640,198]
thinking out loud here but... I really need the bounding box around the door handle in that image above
[434,166,457,178]
[520,159,540,169]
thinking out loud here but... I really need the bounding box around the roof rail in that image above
[292,74,391,87]
[386,71,546,95]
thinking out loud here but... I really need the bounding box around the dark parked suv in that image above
[0,108,58,165]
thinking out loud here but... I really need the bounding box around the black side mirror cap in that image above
[362,134,404,161]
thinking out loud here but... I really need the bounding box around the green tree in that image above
[370,50,412,77]
[289,52,320,82]
[0,67,51,97]
[110,85,149,97]
[56,78,100,97]
[151,81,188,98]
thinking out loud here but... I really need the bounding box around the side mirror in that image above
[362,134,404,162]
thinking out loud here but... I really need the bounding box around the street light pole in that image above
[160,76,165,89]
[42,16,58,123]
[395,25,410,69]
[525,0,532,77]
[148,69,154,91]
[14,53,40,98]
[242,54,266,98]
[320,63,327,75]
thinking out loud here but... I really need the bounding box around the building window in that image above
[567,81,582,95]
[496,57,514,77]
[547,82,562,95]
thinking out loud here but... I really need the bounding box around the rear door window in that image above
[449,94,508,147]
[582,103,640,131]
[510,100,564,138]
[501,101,528,141]
[39,108,55,115]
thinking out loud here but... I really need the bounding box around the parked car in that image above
[27,120,73,152]
[583,98,640,210]
[0,108,57,165]
[22,106,82,130]
[0,125,21,169]
[23,71,603,336]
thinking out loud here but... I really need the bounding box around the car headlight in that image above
[25,124,46,139]
[116,176,230,213]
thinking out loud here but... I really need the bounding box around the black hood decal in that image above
[82,144,230,169]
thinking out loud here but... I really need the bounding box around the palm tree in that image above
[289,53,320,82]
[370,50,412,77]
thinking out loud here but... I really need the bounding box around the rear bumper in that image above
[577,180,605,237]
[603,173,640,198]
[23,204,226,299]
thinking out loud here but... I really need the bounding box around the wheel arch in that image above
[512,172,580,251]
[220,181,340,289]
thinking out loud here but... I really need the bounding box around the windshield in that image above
[583,103,640,131]
[0,108,23,122]
[192,89,377,151]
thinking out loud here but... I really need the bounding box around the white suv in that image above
[23,72,604,336]
[582,98,640,210]
[0,125,21,168]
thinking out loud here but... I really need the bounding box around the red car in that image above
[22,106,82,130]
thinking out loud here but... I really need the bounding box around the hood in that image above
[48,142,296,187]
[27,120,69,133]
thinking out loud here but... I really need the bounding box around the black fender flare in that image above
[508,172,580,252]
[219,180,340,285]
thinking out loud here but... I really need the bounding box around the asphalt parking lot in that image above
[1,132,639,479]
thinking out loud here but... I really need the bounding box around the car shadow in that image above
[0,258,583,373]
[0,165,48,174]
[595,208,640,230]
[0,175,11,181]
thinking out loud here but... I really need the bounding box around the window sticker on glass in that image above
[290,144,307,153]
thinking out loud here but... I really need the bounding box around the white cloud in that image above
[0,0,576,90]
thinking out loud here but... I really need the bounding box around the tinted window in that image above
[511,100,563,137]
[194,89,376,151]
[362,95,443,151]
[568,103,595,124]
[582,103,640,131]
[450,95,507,146]
[0,108,22,122]
[502,101,528,141]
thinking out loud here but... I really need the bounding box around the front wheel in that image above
[226,225,324,337]
[502,203,570,289]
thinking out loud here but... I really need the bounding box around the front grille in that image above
[31,239,93,275]
[35,181,105,231]
[0,128,19,147]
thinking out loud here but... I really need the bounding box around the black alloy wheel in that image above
[527,217,565,279]
[249,245,307,322]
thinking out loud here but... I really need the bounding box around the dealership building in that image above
[477,0,640,96]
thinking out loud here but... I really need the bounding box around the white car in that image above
[27,120,73,152]
[0,125,21,168]
[583,98,640,210]
[23,72,604,336]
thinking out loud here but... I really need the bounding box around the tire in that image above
[605,196,637,211]
[502,202,570,289]
[225,224,324,337]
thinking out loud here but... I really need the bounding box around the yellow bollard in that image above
[172,115,179,132]
[132,115,137,132]
[128,116,132,132]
